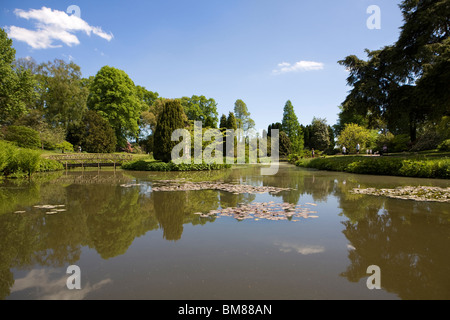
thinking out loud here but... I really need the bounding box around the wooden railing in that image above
[45,153,133,170]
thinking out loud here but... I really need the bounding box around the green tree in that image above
[153,99,187,163]
[225,112,238,157]
[0,29,36,125]
[37,59,88,129]
[181,95,219,128]
[234,99,255,133]
[327,125,336,151]
[67,110,117,153]
[281,100,304,154]
[267,122,282,137]
[226,112,237,130]
[338,123,371,154]
[14,109,65,150]
[279,131,292,156]
[87,66,143,148]
[334,105,369,136]
[219,114,228,131]
[338,0,450,142]
[310,118,330,151]
[135,85,159,140]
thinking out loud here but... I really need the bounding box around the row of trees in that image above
[2,0,447,159]
[1,27,264,155]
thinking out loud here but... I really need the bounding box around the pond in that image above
[0,163,449,300]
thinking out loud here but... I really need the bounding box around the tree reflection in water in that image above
[0,166,449,299]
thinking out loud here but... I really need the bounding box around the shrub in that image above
[122,160,231,172]
[0,141,14,173]
[390,134,411,152]
[56,141,74,153]
[337,123,371,154]
[17,149,41,177]
[4,126,40,149]
[2,147,40,177]
[296,155,449,179]
[410,131,442,152]
[438,139,450,152]
[38,158,64,172]
[0,141,63,177]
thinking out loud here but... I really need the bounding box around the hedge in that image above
[122,160,232,172]
[296,156,449,179]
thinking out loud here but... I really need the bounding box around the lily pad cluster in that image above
[351,186,450,203]
[151,180,292,195]
[194,201,319,221]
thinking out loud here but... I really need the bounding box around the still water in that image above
[1,163,449,300]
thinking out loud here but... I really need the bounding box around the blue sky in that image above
[2,0,404,129]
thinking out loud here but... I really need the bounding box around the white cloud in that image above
[275,241,325,255]
[11,269,112,300]
[6,6,113,49]
[273,60,324,74]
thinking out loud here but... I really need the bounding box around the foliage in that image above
[13,110,66,150]
[139,135,154,154]
[279,131,292,156]
[219,114,227,130]
[67,110,117,153]
[391,134,411,152]
[333,105,369,136]
[38,158,64,172]
[338,0,450,142]
[281,100,304,154]
[122,160,231,172]
[234,99,255,133]
[296,156,450,179]
[139,97,166,136]
[4,125,41,149]
[337,123,371,154]
[375,132,395,152]
[310,117,330,151]
[0,29,37,125]
[181,95,218,128]
[37,59,88,129]
[0,141,60,177]
[410,130,443,152]
[87,65,143,147]
[56,141,74,153]
[327,125,336,151]
[153,99,187,163]
[267,122,282,137]
[226,112,237,130]
[438,139,450,152]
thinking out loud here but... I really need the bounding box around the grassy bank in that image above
[294,154,450,179]
[0,141,64,178]
[122,159,232,172]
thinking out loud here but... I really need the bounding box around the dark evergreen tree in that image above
[226,112,237,130]
[225,112,238,158]
[281,100,304,153]
[327,125,336,151]
[267,122,282,137]
[153,99,186,163]
[219,114,227,131]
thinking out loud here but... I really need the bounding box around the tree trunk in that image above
[409,114,417,143]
